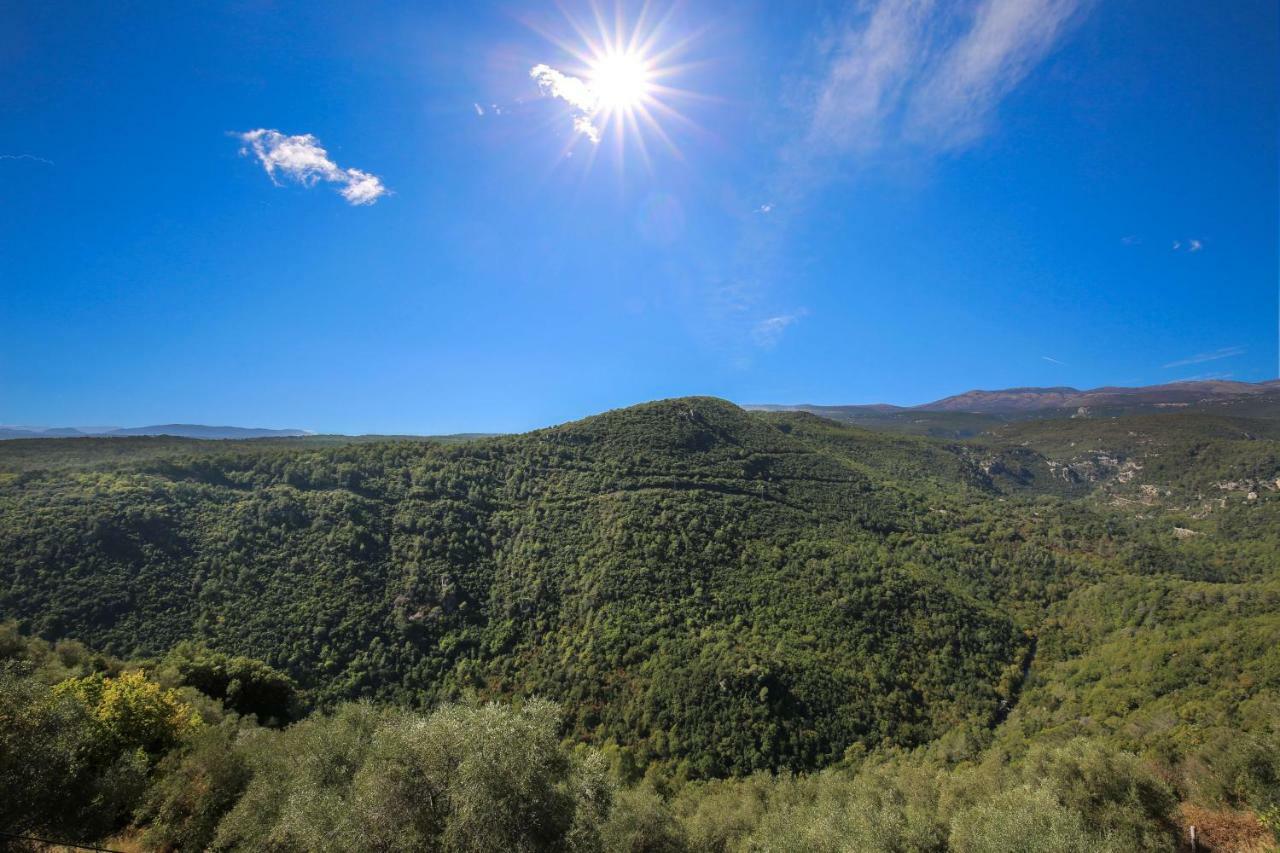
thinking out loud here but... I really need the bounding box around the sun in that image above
[589,51,653,114]
[527,2,702,161]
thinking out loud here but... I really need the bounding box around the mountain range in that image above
[7,380,1277,443]
[749,378,1280,437]
[0,424,313,440]
[754,378,1280,414]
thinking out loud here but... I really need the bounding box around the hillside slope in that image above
[1,397,1277,782]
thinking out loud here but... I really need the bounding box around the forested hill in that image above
[1,396,1277,782]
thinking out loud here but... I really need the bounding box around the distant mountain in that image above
[920,379,1280,413]
[747,402,904,415]
[105,424,313,439]
[747,379,1280,434]
[918,385,1081,412]
[0,424,312,440]
[0,427,93,439]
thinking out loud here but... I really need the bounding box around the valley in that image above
[1,390,1277,849]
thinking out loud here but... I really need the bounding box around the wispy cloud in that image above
[1172,238,1204,252]
[1173,371,1233,382]
[1162,346,1244,369]
[720,1,1089,355]
[803,0,1089,163]
[806,0,931,156]
[529,64,602,143]
[236,129,389,205]
[1121,235,1141,246]
[1042,355,1065,365]
[906,0,1086,149]
[0,153,54,166]
[752,311,807,348]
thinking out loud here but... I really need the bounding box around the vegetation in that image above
[0,396,1277,849]
[2,638,1274,850]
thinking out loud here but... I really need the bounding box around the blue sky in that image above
[2,0,1276,434]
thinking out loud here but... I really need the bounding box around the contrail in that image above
[0,153,54,166]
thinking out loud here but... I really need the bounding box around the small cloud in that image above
[529,63,602,142]
[0,153,54,166]
[1172,241,1181,250]
[756,202,775,214]
[752,310,807,348]
[338,168,386,205]
[236,129,388,206]
[473,103,485,116]
[1042,355,1065,365]
[1162,345,1244,369]
[1120,235,1141,246]
[1187,239,1203,252]
[572,115,601,144]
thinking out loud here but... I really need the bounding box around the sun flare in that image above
[528,2,700,159]
[589,51,653,113]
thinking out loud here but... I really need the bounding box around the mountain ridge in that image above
[11,379,1277,442]
[750,378,1279,416]
[921,378,1279,413]
[0,423,313,440]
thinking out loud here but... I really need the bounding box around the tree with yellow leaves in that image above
[54,669,202,756]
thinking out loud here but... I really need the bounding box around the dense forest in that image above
[1,396,1277,850]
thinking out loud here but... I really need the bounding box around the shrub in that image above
[138,722,252,852]
[212,699,611,852]
[948,785,1089,853]
[602,785,688,853]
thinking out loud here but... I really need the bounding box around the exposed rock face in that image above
[1043,452,1139,485]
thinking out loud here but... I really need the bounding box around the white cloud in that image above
[757,202,775,214]
[1120,235,1141,245]
[473,103,485,116]
[1188,239,1203,252]
[530,64,602,142]
[808,0,933,154]
[573,115,602,144]
[1042,355,1065,365]
[1162,346,1244,369]
[907,0,1085,148]
[339,169,387,205]
[804,0,1088,161]
[723,1,1089,358]
[529,64,596,111]
[752,311,807,348]
[237,129,388,205]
